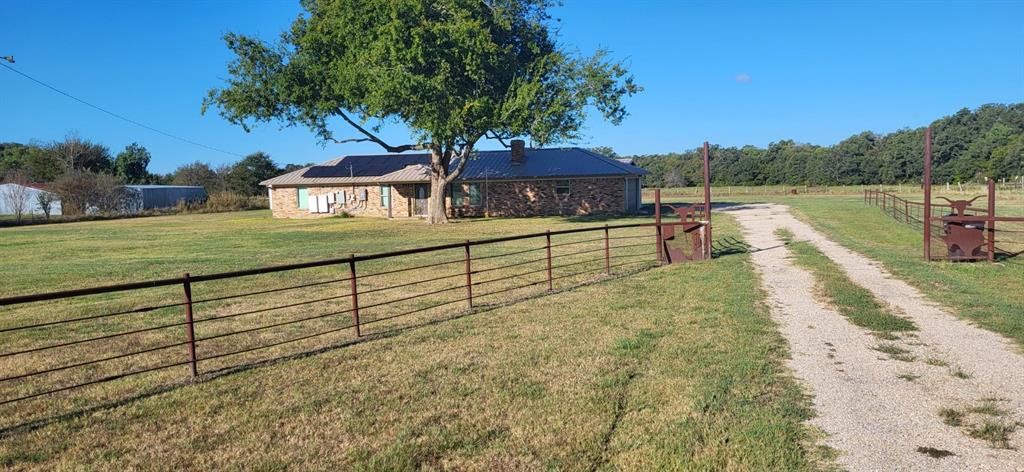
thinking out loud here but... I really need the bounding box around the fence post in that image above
[654,189,663,263]
[702,141,712,260]
[464,241,474,308]
[545,230,553,290]
[181,273,198,378]
[904,200,909,224]
[603,224,611,275]
[987,179,996,263]
[923,127,932,261]
[348,255,361,337]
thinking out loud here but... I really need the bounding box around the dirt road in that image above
[724,203,1024,471]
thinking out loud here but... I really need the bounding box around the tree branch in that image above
[445,140,477,184]
[336,109,427,153]
[326,137,373,145]
[485,131,511,148]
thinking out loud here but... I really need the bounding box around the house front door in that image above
[413,184,429,216]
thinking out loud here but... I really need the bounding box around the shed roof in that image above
[125,185,205,190]
[262,147,646,187]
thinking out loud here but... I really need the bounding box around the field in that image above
[1,189,1021,469]
[0,210,825,469]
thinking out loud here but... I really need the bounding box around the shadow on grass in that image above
[0,265,657,440]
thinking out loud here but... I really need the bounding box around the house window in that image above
[297,187,309,210]
[467,183,482,207]
[555,180,571,196]
[380,185,391,208]
[452,183,482,207]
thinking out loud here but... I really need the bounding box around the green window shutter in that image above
[297,187,309,210]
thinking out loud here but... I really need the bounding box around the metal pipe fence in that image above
[0,221,694,419]
[864,189,1024,262]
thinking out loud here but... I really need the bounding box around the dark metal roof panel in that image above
[261,147,645,186]
[454,148,646,180]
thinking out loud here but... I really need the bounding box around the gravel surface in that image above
[724,203,1024,471]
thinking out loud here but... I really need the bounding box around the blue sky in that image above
[2,0,1021,174]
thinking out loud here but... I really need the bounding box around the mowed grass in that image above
[0,211,824,469]
[728,194,1024,348]
[775,228,916,338]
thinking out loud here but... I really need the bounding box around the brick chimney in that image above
[510,139,526,165]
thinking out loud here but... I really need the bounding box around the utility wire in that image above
[0,62,245,158]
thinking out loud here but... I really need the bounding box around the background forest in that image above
[630,103,1023,187]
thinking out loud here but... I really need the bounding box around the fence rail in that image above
[864,189,1024,262]
[0,221,696,416]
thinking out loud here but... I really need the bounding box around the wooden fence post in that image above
[182,273,198,378]
[348,255,361,337]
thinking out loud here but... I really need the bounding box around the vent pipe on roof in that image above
[510,139,526,165]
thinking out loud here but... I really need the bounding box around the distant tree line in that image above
[1,132,298,218]
[630,103,1024,187]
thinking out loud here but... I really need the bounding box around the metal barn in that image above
[125,185,207,212]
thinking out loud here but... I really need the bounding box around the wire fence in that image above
[864,189,1024,262]
[0,221,699,426]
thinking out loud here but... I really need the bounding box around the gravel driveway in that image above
[724,203,1024,471]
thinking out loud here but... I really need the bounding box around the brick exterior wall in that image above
[449,177,628,217]
[269,184,420,218]
[268,177,634,219]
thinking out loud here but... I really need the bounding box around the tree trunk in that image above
[428,173,449,224]
[426,142,474,224]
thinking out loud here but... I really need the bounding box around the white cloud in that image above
[735,73,752,84]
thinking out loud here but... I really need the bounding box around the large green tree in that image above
[48,133,113,174]
[113,142,153,184]
[204,0,639,223]
[172,161,226,191]
[1,142,63,182]
[227,152,279,196]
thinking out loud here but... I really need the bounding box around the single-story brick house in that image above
[261,141,646,219]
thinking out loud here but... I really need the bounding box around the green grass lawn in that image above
[0,210,824,469]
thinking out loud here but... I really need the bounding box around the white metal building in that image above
[0,183,62,216]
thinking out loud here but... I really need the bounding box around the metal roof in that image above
[261,147,646,186]
[125,185,205,189]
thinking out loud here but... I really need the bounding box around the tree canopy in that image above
[634,103,1024,187]
[204,0,639,222]
[113,142,153,184]
[227,152,279,196]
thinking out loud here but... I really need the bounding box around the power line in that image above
[0,61,245,158]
